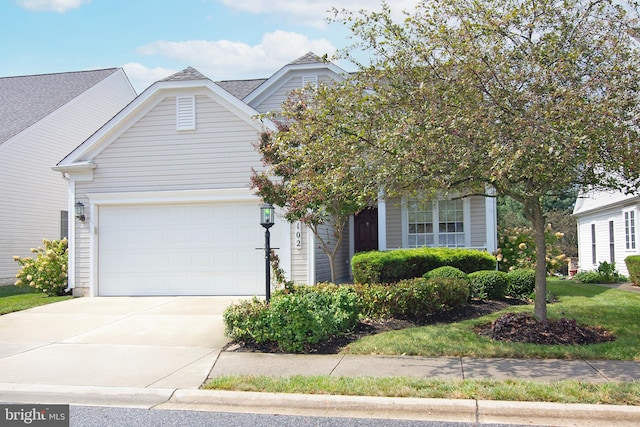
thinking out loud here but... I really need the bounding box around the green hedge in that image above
[353,277,470,320]
[351,248,496,284]
[423,266,469,282]
[625,255,640,285]
[506,269,535,298]
[224,284,359,353]
[468,270,509,300]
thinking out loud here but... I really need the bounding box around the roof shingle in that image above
[0,68,119,145]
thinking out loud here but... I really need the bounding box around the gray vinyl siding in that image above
[250,72,340,114]
[85,95,262,192]
[0,71,134,284]
[385,199,403,249]
[73,93,265,288]
[470,196,488,249]
[313,221,350,283]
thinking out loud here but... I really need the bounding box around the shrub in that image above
[468,270,509,300]
[14,238,69,296]
[224,284,360,353]
[572,262,627,284]
[625,255,640,285]
[495,224,568,274]
[352,248,495,284]
[506,269,535,298]
[424,266,469,282]
[353,277,469,320]
[571,271,602,284]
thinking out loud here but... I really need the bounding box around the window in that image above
[624,209,636,250]
[60,211,68,239]
[407,200,434,247]
[438,199,465,247]
[609,220,615,263]
[176,96,195,130]
[591,224,597,265]
[407,199,466,248]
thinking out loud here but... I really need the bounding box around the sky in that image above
[0,0,420,93]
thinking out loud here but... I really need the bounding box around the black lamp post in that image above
[260,203,275,302]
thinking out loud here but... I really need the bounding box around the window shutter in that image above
[176,96,196,130]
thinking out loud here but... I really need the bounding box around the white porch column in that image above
[378,191,387,251]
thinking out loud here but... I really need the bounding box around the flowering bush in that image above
[14,238,69,296]
[495,224,568,274]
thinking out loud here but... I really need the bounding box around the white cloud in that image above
[215,0,421,27]
[122,63,177,94]
[136,30,337,81]
[16,0,90,12]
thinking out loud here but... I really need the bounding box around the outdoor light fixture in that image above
[74,201,86,222]
[259,203,275,302]
[260,203,275,229]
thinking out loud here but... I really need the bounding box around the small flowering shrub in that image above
[495,224,568,274]
[14,238,69,296]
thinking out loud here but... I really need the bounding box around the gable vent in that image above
[302,75,318,89]
[176,96,196,130]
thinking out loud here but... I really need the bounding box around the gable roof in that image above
[216,79,268,100]
[243,51,347,105]
[0,68,121,145]
[56,66,275,169]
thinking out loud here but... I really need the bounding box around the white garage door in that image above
[98,201,278,296]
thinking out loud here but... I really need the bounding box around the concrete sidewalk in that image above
[208,352,640,383]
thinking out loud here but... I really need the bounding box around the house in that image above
[573,189,640,276]
[54,53,497,297]
[0,69,137,285]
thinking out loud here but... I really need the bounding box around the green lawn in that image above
[205,279,640,404]
[343,279,640,360]
[0,285,72,315]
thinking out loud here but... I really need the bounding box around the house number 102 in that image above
[295,221,302,249]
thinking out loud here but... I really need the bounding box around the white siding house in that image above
[55,54,498,297]
[573,190,640,276]
[0,69,136,284]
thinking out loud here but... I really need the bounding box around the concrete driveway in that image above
[0,297,237,389]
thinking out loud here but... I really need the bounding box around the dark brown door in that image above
[354,207,378,252]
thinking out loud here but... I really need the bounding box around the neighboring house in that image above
[54,53,497,297]
[573,189,640,276]
[0,69,137,285]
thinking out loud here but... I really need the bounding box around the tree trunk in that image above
[525,198,548,321]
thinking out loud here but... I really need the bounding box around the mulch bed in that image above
[473,312,616,345]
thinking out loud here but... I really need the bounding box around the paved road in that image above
[69,405,544,427]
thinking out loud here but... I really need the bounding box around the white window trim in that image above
[623,208,637,251]
[401,197,470,249]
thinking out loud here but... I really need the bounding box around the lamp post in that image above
[260,203,275,302]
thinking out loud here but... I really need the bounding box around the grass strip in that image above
[343,279,640,360]
[204,375,640,406]
[0,285,72,315]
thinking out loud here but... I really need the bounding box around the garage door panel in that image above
[98,201,276,296]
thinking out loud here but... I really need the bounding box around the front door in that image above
[354,207,379,253]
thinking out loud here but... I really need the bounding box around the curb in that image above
[165,389,640,426]
[163,389,477,422]
[2,384,640,426]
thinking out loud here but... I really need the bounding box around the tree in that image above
[251,84,379,283]
[328,0,640,320]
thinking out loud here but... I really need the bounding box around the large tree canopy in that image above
[251,83,379,283]
[327,0,640,319]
